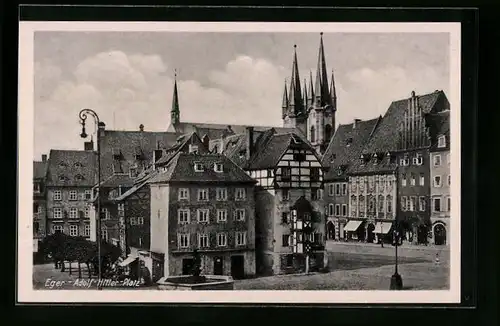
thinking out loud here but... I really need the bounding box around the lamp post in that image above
[390,221,403,290]
[79,108,102,290]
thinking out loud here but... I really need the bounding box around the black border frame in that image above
[4,3,486,324]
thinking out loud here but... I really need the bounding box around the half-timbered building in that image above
[219,127,326,275]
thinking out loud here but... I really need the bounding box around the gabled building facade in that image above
[428,110,451,245]
[220,127,326,275]
[45,149,96,238]
[33,154,48,241]
[148,153,257,280]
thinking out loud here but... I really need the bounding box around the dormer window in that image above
[33,182,41,193]
[135,148,143,160]
[58,175,66,181]
[189,144,199,154]
[438,135,446,148]
[214,163,224,173]
[58,162,67,168]
[194,162,204,172]
[74,162,82,168]
[112,149,122,160]
[346,138,353,146]
[75,174,84,181]
[129,168,138,178]
[400,155,410,166]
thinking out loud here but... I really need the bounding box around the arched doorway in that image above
[356,222,366,242]
[366,223,376,243]
[327,221,335,240]
[434,223,447,245]
[417,224,429,245]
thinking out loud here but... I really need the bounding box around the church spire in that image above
[330,69,337,106]
[282,79,289,117]
[303,78,308,108]
[288,44,303,115]
[171,69,180,125]
[308,70,314,105]
[314,32,330,107]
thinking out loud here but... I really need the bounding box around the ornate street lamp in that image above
[390,221,403,290]
[79,108,102,290]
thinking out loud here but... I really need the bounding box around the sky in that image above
[33,31,450,160]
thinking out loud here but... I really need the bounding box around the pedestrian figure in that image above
[434,253,440,265]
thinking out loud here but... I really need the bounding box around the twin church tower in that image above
[170,32,337,155]
[282,32,337,154]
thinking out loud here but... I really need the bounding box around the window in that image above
[178,209,190,224]
[33,203,39,214]
[84,224,91,237]
[433,198,441,212]
[69,190,78,201]
[413,154,423,166]
[335,184,340,195]
[400,157,409,166]
[293,153,306,161]
[434,176,442,187]
[438,135,446,148]
[342,204,347,216]
[214,163,224,173]
[281,212,289,224]
[342,183,347,195]
[419,174,425,186]
[310,167,320,181]
[328,204,334,216]
[286,254,294,267]
[217,209,227,223]
[281,167,291,180]
[236,231,247,246]
[84,190,92,200]
[100,208,109,220]
[419,197,426,212]
[197,189,209,201]
[410,174,416,186]
[53,190,62,201]
[130,217,137,226]
[447,153,451,165]
[378,196,385,212]
[282,189,290,200]
[197,209,209,223]
[328,184,334,196]
[335,204,340,216]
[194,162,204,172]
[179,188,189,200]
[129,168,137,178]
[101,227,108,241]
[448,175,451,186]
[178,233,190,248]
[311,189,319,201]
[310,126,316,143]
[53,208,62,219]
[410,197,416,212]
[69,207,78,219]
[59,176,66,182]
[69,225,78,237]
[216,188,227,201]
[198,233,209,248]
[282,234,290,247]
[387,196,393,213]
[433,154,442,166]
[33,182,41,193]
[117,203,124,217]
[137,217,144,225]
[217,233,227,247]
[267,169,273,177]
[235,188,246,201]
[234,209,246,221]
[401,196,407,211]
[401,175,407,187]
[447,197,451,211]
[313,233,322,244]
[53,225,63,233]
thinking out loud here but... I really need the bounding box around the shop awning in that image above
[118,254,138,267]
[374,222,393,234]
[344,220,363,232]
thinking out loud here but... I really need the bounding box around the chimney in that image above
[353,119,362,129]
[41,154,47,162]
[98,122,106,137]
[202,135,210,150]
[246,126,254,161]
[139,124,144,132]
[411,90,416,98]
[84,140,94,151]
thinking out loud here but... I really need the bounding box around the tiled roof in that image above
[322,117,380,181]
[347,154,398,175]
[148,153,256,184]
[246,133,295,170]
[362,90,447,154]
[46,150,97,187]
[155,132,201,165]
[98,174,135,188]
[33,161,48,179]
[99,130,178,180]
[171,122,299,141]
